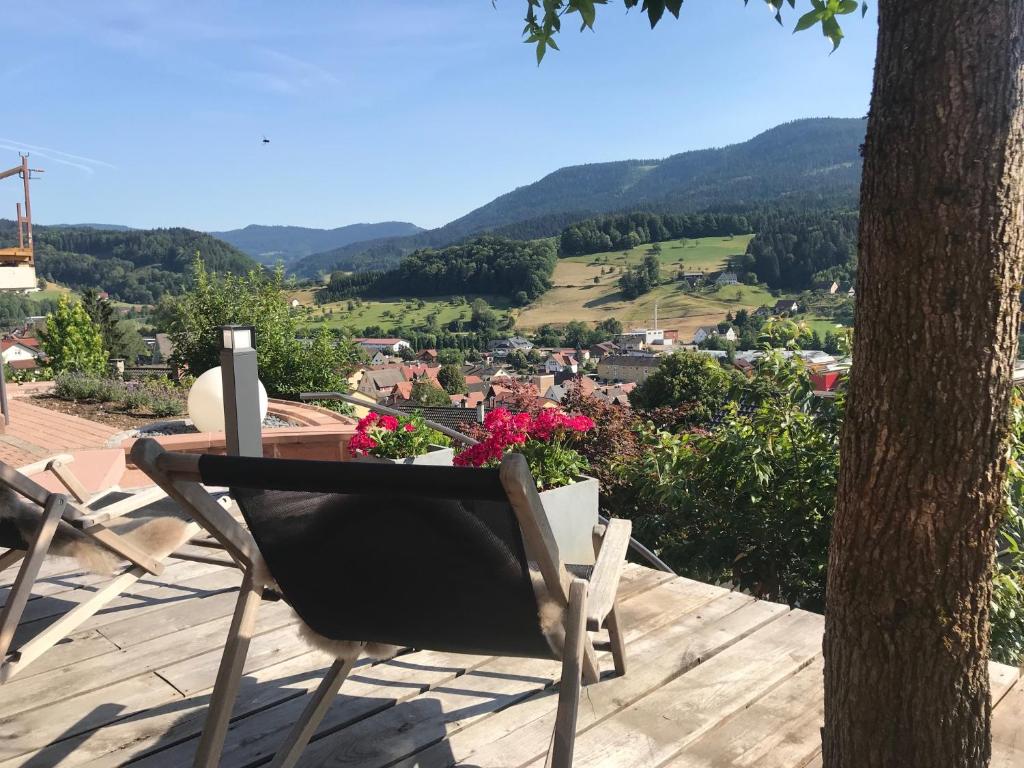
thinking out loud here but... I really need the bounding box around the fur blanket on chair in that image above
[0,487,190,575]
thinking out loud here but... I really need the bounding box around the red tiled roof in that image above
[451,392,485,408]
[390,381,414,400]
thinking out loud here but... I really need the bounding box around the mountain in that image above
[48,223,136,231]
[211,221,424,266]
[293,117,865,279]
[0,220,256,304]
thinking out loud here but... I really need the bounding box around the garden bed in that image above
[30,394,170,431]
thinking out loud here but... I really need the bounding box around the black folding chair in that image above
[132,437,632,768]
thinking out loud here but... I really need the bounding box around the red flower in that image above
[403,422,415,432]
[379,414,399,431]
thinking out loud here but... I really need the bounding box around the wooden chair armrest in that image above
[16,453,75,477]
[586,517,632,631]
[69,485,170,528]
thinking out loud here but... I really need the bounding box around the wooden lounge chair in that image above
[0,453,199,682]
[132,437,632,768]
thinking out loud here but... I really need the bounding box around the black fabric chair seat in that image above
[0,517,28,550]
[216,461,559,659]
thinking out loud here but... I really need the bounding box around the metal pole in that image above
[220,328,262,457]
[15,203,23,249]
[0,359,9,426]
[20,155,32,250]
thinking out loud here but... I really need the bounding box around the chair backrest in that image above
[195,454,558,659]
[0,460,66,550]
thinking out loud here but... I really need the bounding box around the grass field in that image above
[516,235,776,340]
[297,292,511,332]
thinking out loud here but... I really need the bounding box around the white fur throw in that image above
[0,486,190,575]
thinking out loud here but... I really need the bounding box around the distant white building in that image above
[618,328,666,349]
[693,326,737,345]
[355,337,411,355]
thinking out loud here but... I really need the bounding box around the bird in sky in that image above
[261,136,270,144]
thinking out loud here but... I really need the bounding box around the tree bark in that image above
[824,2,1024,767]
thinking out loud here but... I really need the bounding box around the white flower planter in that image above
[539,475,599,565]
[353,444,454,466]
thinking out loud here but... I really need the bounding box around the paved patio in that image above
[0,393,119,467]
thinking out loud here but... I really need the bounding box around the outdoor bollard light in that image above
[218,324,263,457]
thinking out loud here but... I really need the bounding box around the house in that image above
[464,362,513,382]
[815,280,840,294]
[400,363,442,385]
[355,337,411,355]
[368,350,390,366]
[558,347,590,362]
[617,328,666,350]
[1,338,41,366]
[715,271,739,286]
[597,354,663,384]
[692,326,737,345]
[772,300,801,315]
[589,341,619,360]
[416,349,439,363]
[487,336,533,357]
[544,352,578,375]
[811,371,843,392]
[592,381,636,406]
[355,367,407,401]
[387,381,415,403]
[450,391,485,409]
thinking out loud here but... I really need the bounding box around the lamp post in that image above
[218,325,262,457]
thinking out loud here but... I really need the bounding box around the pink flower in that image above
[403,422,415,432]
[379,414,399,431]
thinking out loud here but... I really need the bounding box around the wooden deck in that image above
[2,556,1022,768]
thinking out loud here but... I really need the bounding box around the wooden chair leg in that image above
[269,653,360,768]
[0,495,65,674]
[547,578,588,768]
[0,548,25,574]
[193,570,264,768]
[606,603,627,676]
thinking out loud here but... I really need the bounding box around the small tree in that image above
[409,380,452,406]
[437,363,467,394]
[629,351,733,423]
[158,257,359,398]
[41,296,108,376]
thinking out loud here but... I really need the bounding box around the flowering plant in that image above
[454,408,595,490]
[348,411,450,459]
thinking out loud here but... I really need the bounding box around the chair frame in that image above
[0,453,197,682]
[131,438,632,768]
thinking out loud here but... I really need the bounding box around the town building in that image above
[597,354,662,384]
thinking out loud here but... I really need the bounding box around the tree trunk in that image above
[824,2,1024,767]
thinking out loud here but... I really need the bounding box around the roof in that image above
[388,404,483,434]
[355,337,408,346]
[362,368,406,390]
[547,352,577,368]
[599,355,662,368]
[400,364,441,383]
[773,300,799,310]
[390,381,414,400]
[450,391,485,408]
[694,326,718,335]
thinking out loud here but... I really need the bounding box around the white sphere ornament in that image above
[187,366,269,433]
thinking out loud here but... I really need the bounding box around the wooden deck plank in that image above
[661,658,825,768]
[400,594,788,768]
[0,673,182,764]
[294,575,733,768]
[0,598,296,719]
[132,564,688,768]
[526,610,824,768]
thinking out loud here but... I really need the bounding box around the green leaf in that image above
[575,0,597,28]
[794,9,824,32]
[822,14,843,50]
[643,0,666,27]
[837,0,858,13]
[536,39,547,65]
[665,0,684,18]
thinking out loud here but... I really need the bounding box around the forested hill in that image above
[211,221,424,266]
[0,221,256,304]
[292,117,865,279]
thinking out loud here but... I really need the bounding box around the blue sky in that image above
[1,1,877,232]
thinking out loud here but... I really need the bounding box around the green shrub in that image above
[54,373,122,402]
[149,396,184,418]
[121,388,153,412]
